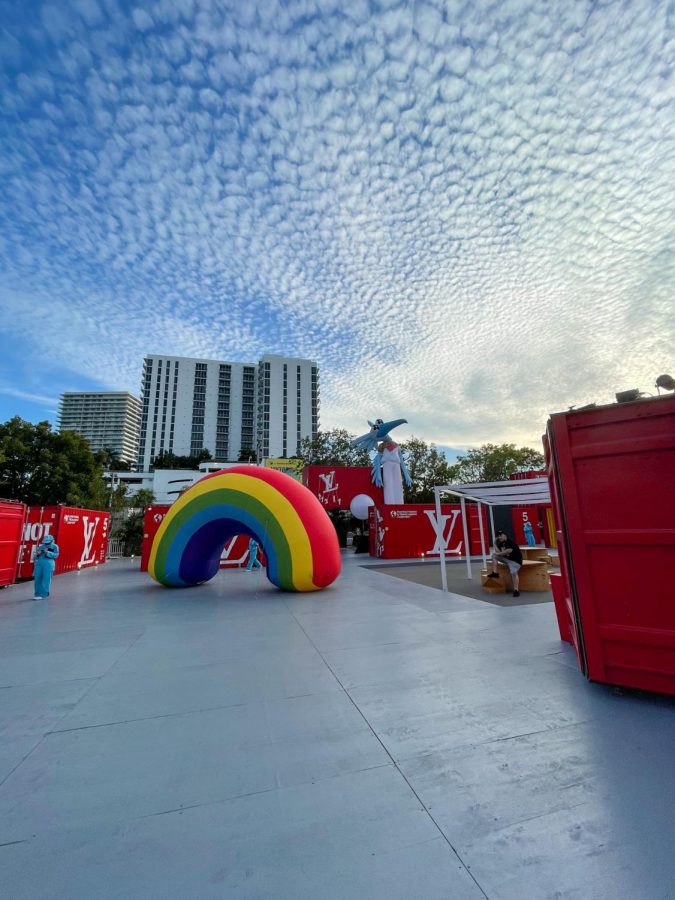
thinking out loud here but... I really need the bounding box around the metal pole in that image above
[460,496,472,579]
[489,504,496,546]
[435,487,448,592]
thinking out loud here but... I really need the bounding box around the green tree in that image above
[116,510,144,555]
[150,449,212,470]
[98,448,131,472]
[400,436,455,503]
[238,448,257,462]
[113,488,156,555]
[448,443,545,484]
[109,481,130,511]
[0,417,108,508]
[129,488,156,509]
[297,429,372,467]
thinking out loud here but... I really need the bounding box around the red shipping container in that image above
[140,505,266,572]
[368,503,489,559]
[140,505,170,572]
[17,506,110,579]
[302,465,384,511]
[546,394,675,695]
[510,504,548,546]
[0,500,27,587]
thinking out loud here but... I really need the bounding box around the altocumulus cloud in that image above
[0,0,673,447]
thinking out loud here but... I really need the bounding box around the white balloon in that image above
[350,494,374,520]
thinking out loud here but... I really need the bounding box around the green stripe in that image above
[154,487,294,584]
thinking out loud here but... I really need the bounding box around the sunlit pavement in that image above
[1,556,674,899]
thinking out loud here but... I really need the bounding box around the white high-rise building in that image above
[58,392,141,465]
[256,354,319,460]
[137,354,319,470]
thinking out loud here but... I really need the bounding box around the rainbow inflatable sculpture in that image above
[148,466,341,592]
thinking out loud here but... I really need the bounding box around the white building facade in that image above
[58,392,141,465]
[109,462,244,505]
[256,354,319,460]
[137,353,319,471]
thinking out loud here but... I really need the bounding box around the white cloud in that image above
[132,8,154,32]
[0,387,59,408]
[0,0,673,449]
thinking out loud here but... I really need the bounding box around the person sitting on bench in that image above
[487,530,523,597]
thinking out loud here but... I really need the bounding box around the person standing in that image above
[523,520,536,547]
[245,537,263,571]
[33,533,59,600]
[486,530,523,597]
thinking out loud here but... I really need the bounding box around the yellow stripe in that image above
[149,472,315,591]
[546,507,557,549]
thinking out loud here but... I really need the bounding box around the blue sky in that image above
[1,0,673,454]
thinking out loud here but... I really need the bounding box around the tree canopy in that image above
[150,448,212,470]
[268,429,545,502]
[448,443,545,484]
[112,487,157,555]
[399,437,455,503]
[297,429,372,467]
[296,429,455,503]
[0,417,108,508]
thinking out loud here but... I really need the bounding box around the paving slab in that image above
[0,766,485,900]
[0,555,674,899]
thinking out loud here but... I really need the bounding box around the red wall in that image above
[140,505,170,572]
[302,465,384,510]
[0,500,27,587]
[18,506,110,578]
[369,503,489,559]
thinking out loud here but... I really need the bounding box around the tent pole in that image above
[460,496,472,579]
[436,487,448,592]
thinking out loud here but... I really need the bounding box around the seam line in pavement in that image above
[284,598,491,900]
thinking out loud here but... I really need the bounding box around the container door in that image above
[0,502,27,587]
[548,397,675,695]
[544,431,587,672]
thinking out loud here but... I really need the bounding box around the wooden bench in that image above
[480,559,550,593]
[519,546,549,561]
[520,546,560,568]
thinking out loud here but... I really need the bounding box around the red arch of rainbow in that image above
[148,466,341,592]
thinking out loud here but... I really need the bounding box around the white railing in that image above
[107,539,125,559]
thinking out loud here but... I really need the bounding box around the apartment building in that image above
[57,392,141,465]
[137,354,319,470]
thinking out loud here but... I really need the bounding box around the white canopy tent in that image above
[433,477,551,592]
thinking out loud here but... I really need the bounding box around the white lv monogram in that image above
[423,509,462,554]
[80,517,100,564]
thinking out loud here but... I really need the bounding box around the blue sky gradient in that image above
[1,0,673,451]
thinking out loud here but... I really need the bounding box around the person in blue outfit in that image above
[245,537,262,571]
[523,520,536,547]
[33,533,59,600]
